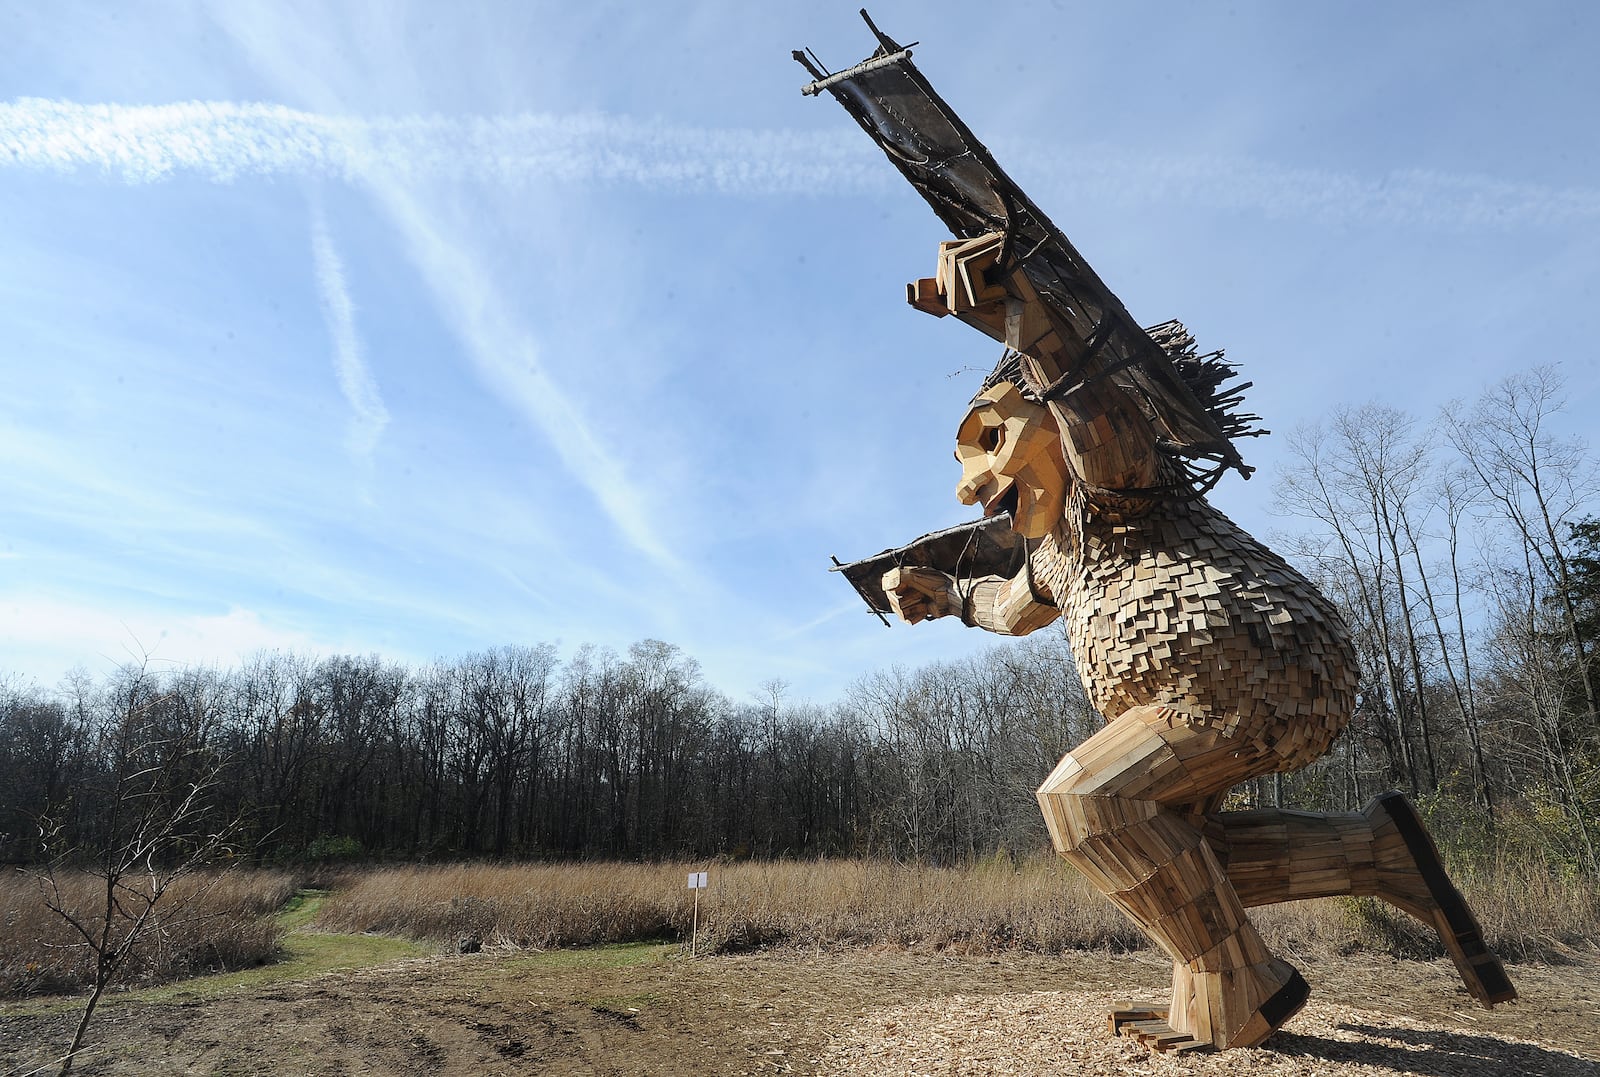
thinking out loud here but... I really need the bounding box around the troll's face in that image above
[955,381,1066,539]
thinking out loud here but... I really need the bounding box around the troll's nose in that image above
[956,464,992,506]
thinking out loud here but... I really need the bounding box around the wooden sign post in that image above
[686,871,708,956]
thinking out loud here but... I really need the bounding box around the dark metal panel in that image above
[830,513,1027,618]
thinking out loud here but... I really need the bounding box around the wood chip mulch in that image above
[817,990,1597,1076]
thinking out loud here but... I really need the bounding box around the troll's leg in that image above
[1213,794,1516,1006]
[1036,705,1305,1049]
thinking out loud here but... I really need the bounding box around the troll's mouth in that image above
[986,481,1019,518]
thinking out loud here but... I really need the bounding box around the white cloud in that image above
[309,201,390,461]
[0,594,323,680]
[0,97,885,194]
[3,97,1598,229]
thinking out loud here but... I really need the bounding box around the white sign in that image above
[686,871,708,889]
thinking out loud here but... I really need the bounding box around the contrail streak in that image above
[0,97,885,193]
[310,203,390,461]
[3,97,1597,229]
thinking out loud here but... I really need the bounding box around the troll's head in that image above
[955,367,1066,540]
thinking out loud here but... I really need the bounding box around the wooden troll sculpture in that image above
[805,13,1515,1052]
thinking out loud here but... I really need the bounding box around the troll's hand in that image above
[883,567,960,624]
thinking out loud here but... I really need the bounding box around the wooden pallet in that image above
[1108,1004,1213,1054]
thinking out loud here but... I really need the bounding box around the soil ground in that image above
[3,943,1596,1076]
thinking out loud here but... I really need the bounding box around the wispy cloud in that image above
[1004,142,1600,232]
[0,594,323,678]
[4,97,1599,229]
[771,598,866,641]
[0,98,885,194]
[1,96,698,576]
[360,176,690,576]
[309,200,389,461]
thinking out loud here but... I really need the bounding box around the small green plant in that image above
[303,835,364,863]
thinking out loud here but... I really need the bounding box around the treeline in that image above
[0,636,1094,866]
[1,366,1595,873]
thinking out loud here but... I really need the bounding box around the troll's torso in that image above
[1030,491,1359,769]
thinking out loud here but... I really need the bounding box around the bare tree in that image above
[1278,408,1433,792]
[1442,367,1599,871]
[1445,365,1600,728]
[32,664,242,1076]
[1408,465,1495,816]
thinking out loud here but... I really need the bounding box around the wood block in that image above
[905,277,948,317]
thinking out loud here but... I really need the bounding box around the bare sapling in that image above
[29,664,245,1077]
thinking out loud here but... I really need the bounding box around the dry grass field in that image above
[3,858,1597,1075]
[313,858,1142,954]
[310,854,1600,965]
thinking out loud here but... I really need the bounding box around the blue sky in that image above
[3,1,1597,702]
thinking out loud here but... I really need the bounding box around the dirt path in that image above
[3,946,1595,1075]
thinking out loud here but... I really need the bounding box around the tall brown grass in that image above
[315,856,1143,954]
[1,868,298,996]
[313,854,1600,963]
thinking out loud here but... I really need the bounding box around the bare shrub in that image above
[0,868,296,997]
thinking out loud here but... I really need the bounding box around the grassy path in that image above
[1,888,433,1018]
[151,888,433,1002]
